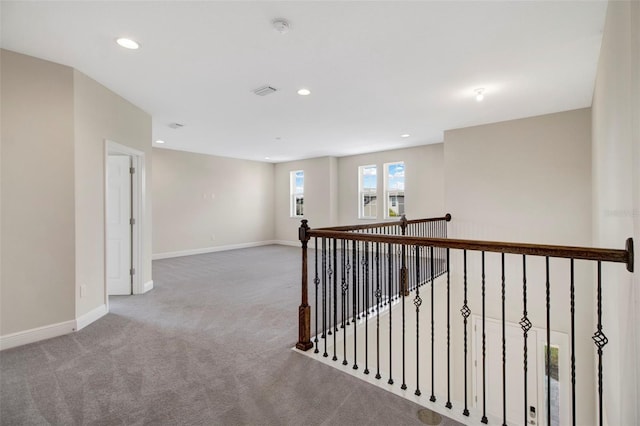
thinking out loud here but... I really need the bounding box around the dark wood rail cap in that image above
[306,230,634,269]
[315,214,451,232]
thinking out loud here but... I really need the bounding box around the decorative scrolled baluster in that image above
[592,261,607,426]
[414,244,422,396]
[461,249,470,417]
[430,246,436,403]
[520,255,532,426]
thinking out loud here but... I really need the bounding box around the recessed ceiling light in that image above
[475,88,485,102]
[297,88,311,96]
[155,140,165,144]
[116,38,140,50]
[265,156,271,160]
[401,134,410,138]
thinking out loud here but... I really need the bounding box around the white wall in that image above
[152,148,275,256]
[592,1,640,424]
[337,144,445,224]
[274,157,338,244]
[73,70,152,317]
[1,50,76,335]
[444,108,595,424]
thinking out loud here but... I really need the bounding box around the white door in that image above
[107,155,132,295]
[474,318,538,425]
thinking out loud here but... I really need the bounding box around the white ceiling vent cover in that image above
[169,122,185,129]
[253,86,277,96]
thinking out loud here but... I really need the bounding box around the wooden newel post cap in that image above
[299,220,310,243]
[445,213,452,222]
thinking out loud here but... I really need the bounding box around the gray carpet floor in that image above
[1,245,461,426]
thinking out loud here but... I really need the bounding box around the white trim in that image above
[152,241,279,260]
[0,320,76,351]
[273,240,300,247]
[76,304,108,331]
[143,280,154,293]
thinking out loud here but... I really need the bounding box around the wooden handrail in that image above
[305,230,634,272]
[315,213,451,232]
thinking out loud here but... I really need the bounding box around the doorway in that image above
[472,316,570,425]
[105,140,145,298]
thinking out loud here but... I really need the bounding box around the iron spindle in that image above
[352,240,358,370]
[502,253,507,426]
[414,245,422,396]
[462,249,470,417]
[481,251,488,424]
[364,242,370,374]
[521,255,531,426]
[570,259,576,425]
[332,239,338,361]
[327,241,332,337]
[388,243,394,385]
[446,248,452,409]
[430,246,436,402]
[593,261,607,426]
[314,237,319,353]
[322,238,328,357]
[376,242,381,379]
[401,242,407,390]
[342,239,348,365]
[546,256,551,426]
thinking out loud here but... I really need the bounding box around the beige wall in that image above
[274,157,339,243]
[592,1,640,424]
[152,148,274,255]
[444,108,594,424]
[337,144,445,224]
[1,50,76,334]
[73,70,152,317]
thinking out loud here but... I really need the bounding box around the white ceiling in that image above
[1,1,607,163]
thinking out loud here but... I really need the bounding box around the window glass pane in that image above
[359,165,377,218]
[385,162,405,218]
[291,170,304,217]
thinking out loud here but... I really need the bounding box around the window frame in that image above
[290,170,304,218]
[383,161,405,219]
[358,164,378,219]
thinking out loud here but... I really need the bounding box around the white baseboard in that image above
[273,240,299,247]
[76,304,108,331]
[152,240,278,260]
[143,280,154,293]
[0,320,76,351]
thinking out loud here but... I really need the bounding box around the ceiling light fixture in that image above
[401,134,410,138]
[475,88,485,102]
[265,157,271,160]
[116,38,139,50]
[297,89,311,96]
[155,140,165,144]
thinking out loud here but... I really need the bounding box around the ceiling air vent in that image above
[253,86,277,96]
[169,122,185,129]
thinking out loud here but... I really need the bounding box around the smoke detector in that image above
[169,122,185,129]
[272,19,290,34]
[253,86,277,96]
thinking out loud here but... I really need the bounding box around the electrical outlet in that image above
[80,285,86,298]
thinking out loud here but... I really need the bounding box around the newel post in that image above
[296,220,314,351]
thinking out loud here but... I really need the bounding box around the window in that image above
[384,162,405,218]
[290,170,304,217]
[358,165,377,219]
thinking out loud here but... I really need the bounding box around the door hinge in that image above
[130,167,136,174]
[130,268,136,276]
[130,218,136,225]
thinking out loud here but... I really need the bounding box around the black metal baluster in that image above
[461,249,470,417]
[501,253,507,426]
[520,256,532,426]
[364,242,370,375]
[481,251,488,424]
[342,239,348,366]
[593,261,607,426]
[430,246,436,402]
[314,237,320,354]
[352,240,358,370]
[322,238,328,358]
[546,256,551,426]
[376,242,382,379]
[332,238,340,361]
[570,259,576,425]
[388,242,394,385]
[401,242,407,390]
[414,245,422,396]
[446,248,452,409]
[327,241,332,337]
